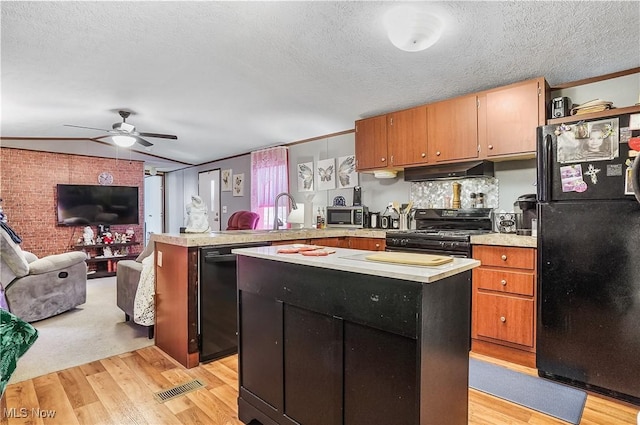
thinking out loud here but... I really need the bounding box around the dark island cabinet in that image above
[237,256,471,425]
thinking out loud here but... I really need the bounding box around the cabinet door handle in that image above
[421,152,426,158]
[500,279,507,286]
[375,243,380,248]
[500,316,506,323]
[436,151,441,156]
[381,157,386,162]
[488,144,494,150]
[501,254,507,261]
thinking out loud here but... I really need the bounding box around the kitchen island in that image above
[234,246,480,425]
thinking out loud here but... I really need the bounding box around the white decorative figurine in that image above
[83,226,95,245]
[185,195,211,233]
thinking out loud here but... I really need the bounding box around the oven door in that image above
[385,244,470,258]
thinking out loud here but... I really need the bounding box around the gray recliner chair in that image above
[0,226,87,323]
[116,241,154,339]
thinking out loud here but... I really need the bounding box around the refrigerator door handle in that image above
[632,155,640,204]
[537,127,553,202]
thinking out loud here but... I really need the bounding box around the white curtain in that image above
[250,147,290,230]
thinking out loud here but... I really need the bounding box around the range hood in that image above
[404,160,494,181]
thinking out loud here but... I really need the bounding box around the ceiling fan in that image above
[64,110,177,147]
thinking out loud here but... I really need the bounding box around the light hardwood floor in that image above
[1,347,637,425]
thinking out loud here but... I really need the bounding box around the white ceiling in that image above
[2,1,639,172]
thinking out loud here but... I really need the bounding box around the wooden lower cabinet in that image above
[271,239,310,245]
[471,245,537,368]
[272,237,385,251]
[313,236,349,248]
[347,237,385,251]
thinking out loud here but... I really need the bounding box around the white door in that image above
[144,175,163,245]
[198,169,221,231]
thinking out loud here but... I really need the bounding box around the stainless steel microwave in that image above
[326,206,368,228]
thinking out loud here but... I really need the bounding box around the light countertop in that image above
[233,246,480,284]
[150,228,385,247]
[470,233,537,248]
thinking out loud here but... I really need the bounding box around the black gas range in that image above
[386,208,493,257]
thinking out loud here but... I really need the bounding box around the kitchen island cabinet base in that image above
[236,255,471,425]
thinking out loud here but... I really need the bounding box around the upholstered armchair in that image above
[226,211,260,230]
[0,226,87,323]
[116,241,154,339]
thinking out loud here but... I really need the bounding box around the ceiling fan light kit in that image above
[384,5,444,52]
[64,110,178,149]
[112,135,136,147]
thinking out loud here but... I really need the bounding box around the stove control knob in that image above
[401,238,409,246]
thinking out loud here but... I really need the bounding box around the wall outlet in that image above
[222,206,227,213]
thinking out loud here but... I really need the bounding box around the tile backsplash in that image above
[410,177,499,209]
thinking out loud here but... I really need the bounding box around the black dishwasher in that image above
[199,242,269,363]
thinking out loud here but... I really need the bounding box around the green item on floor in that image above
[0,309,38,397]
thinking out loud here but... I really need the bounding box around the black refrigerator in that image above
[536,112,640,404]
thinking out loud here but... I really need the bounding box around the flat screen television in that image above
[56,184,139,226]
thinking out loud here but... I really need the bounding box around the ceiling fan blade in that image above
[135,137,154,147]
[64,124,112,132]
[138,132,177,140]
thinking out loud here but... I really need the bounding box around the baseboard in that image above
[471,339,536,368]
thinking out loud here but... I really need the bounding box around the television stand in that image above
[73,242,140,278]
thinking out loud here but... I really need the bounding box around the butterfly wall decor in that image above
[297,162,314,192]
[318,165,334,182]
[316,158,336,190]
[337,155,357,188]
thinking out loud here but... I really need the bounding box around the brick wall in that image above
[0,148,144,258]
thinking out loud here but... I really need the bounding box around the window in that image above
[250,147,289,230]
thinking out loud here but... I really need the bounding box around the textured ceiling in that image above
[1,1,639,172]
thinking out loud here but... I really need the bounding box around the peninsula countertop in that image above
[232,245,480,284]
[150,228,385,247]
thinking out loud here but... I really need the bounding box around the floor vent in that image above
[153,379,205,403]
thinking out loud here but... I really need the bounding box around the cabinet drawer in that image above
[473,268,534,296]
[473,245,535,270]
[475,292,534,347]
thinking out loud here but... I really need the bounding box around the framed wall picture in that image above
[337,155,357,188]
[297,161,314,192]
[316,158,336,191]
[233,173,244,197]
[222,169,232,191]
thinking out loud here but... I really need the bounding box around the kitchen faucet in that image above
[273,192,298,230]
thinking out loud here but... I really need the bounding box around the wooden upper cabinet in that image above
[481,77,548,158]
[387,105,428,167]
[355,115,388,171]
[427,95,479,163]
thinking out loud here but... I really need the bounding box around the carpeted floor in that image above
[9,276,154,384]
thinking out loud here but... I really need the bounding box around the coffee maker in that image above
[513,194,537,236]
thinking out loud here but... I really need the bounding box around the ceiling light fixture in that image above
[112,135,136,147]
[384,5,444,52]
